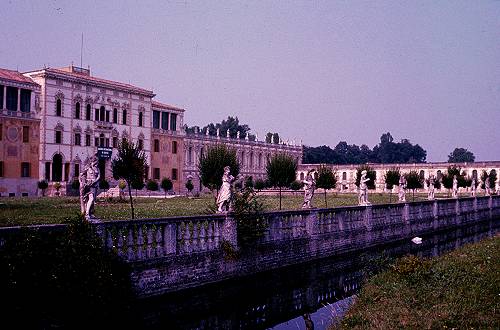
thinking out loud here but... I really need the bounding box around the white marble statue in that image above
[205,128,209,136]
[398,175,407,202]
[427,175,435,200]
[485,177,491,196]
[302,169,316,209]
[216,128,220,137]
[79,155,101,220]
[452,175,458,198]
[358,170,371,206]
[226,130,230,138]
[496,181,500,195]
[245,132,249,140]
[216,166,238,213]
[237,131,240,139]
[471,177,477,197]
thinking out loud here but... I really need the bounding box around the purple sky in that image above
[2,1,499,162]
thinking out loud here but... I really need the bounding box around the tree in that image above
[244,176,254,189]
[266,153,297,210]
[185,116,256,141]
[290,180,303,191]
[131,179,145,197]
[160,178,173,197]
[37,180,48,196]
[442,166,467,196]
[118,180,126,200]
[112,140,147,219]
[266,132,280,144]
[316,166,337,207]
[146,180,158,196]
[53,182,61,196]
[355,165,376,189]
[99,179,109,190]
[254,179,266,191]
[198,144,240,195]
[448,148,475,163]
[404,171,423,201]
[384,168,401,203]
[185,179,194,196]
[480,170,497,190]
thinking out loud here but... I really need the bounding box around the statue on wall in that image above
[217,166,238,213]
[485,177,491,196]
[398,175,406,202]
[452,175,458,198]
[471,177,477,197]
[79,155,101,220]
[427,174,435,200]
[302,169,316,209]
[358,170,371,206]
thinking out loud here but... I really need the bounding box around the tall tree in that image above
[315,166,337,207]
[404,171,423,201]
[198,144,240,195]
[384,168,401,203]
[160,177,173,197]
[442,166,467,196]
[112,140,147,219]
[448,148,475,163]
[266,153,297,210]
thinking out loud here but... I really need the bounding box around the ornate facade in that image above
[0,69,41,196]
[184,133,303,193]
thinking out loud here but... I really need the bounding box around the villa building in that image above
[0,69,41,196]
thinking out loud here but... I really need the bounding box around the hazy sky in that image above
[2,1,499,162]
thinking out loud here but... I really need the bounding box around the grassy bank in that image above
[335,234,500,329]
[0,192,436,227]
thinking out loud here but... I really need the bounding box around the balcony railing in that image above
[0,108,38,119]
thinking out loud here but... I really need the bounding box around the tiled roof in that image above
[152,100,185,112]
[0,68,39,87]
[25,67,155,97]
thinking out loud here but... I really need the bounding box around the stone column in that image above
[17,88,21,112]
[2,86,6,110]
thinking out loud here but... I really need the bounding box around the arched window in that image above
[300,173,304,180]
[139,112,143,127]
[56,99,62,116]
[437,170,442,180]
[86,104,91,120]
[188,147,193,163]
[258,154,262,168]
[113,108,118,123]
[75,102,80,119]
[472,169,478,179]
[342,172,347,180]
[99,106,105,122]
[419,170,425,180]
[122,110,127,125]
[250,152,254,168]
[99,133,105,147]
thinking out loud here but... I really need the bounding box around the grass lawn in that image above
[334,234,500,329]
[0,192,443,227]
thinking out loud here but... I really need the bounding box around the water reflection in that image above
[138,220,498,329]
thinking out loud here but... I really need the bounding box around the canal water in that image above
[137,220,498,330]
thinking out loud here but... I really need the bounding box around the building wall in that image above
[183,134,303,193]
[25,67,154,192]
[150,131,184,193]
[298,162,500,192]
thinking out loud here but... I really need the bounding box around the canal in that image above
[135,219,497,329]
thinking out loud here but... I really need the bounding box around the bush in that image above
[254,179,266,191]
[146,180,159,194]
[37,180,48,196]
[232,186,267,247]
[99,179,110,190]
[185,179,194,194]
[0,216,135,328]
[290,180,303,191]
[160,177,173,197]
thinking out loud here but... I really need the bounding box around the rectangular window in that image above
[85,134,91,146]
[105,111,110,122]
[45,162,50,181]
[139,112,143,127]
[172,141,177,154]
[21,162,30,177]
[75,133,81,146]
[74,163,80,178]
[55,131,62,144]
[152,110,160,129]
[100,107,105,121]
[138,139,143,150]
[75,103,80,119]
[144,166,149,181]
[172,168,178,181]
[0,123,2,140]
[0,161,3,177]
[95,137,99,147]
[20,89,31,113]
[95,109,99,121]
[6,86,17,111]
[122,110,127,125]
[112,137,117,148]
[22,126,29,143]
[0,84,3,109]
[161,112,169,130]
[113,108,118,123]
[170,113,177,131]
[153,168,160,180]
[154,139,159,152]
[105,138,109,147]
